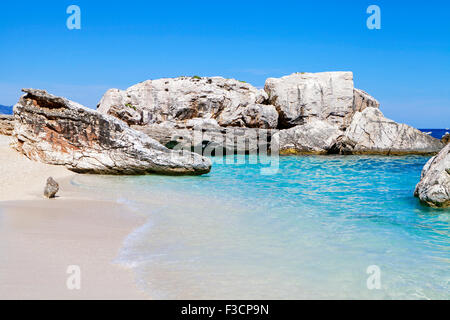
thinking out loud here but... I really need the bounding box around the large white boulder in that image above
[264,72,354,128]
[12,89,211,175]
[97,77,274,128]
[414,143,450,208]
[274,118,343,155]
[218,103,279,129]
[334,107,443,155]
[96,73,442,157]
[132,121,277,155]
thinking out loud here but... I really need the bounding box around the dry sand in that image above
[0,135,73,202]
[0,135,149,299]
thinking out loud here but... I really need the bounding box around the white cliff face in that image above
[264,72,355,128]
[339,107,443,155]
[415,143,450,208]
[13,89,211,175]
[97,77,272,128]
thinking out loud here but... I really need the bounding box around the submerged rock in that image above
[12,89,211,175]
[414,143,450,208]
[265,72,355,128]
[0,114,15,136]
[97,77,274,128]
[44,177,59,199]
[332,107,443,155]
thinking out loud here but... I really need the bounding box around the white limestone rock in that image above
[353,88,380,112]
[218,104,279,129]
[12,89,211,175]
[414,143,450,208]
[274,118,343,155]
[97,77,273,128]
[264,72,354,128]
[335,107,443,155]
[133,122,277,155]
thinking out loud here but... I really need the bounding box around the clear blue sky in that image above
[0,0,449,128]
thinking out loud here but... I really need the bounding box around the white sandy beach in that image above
[0,135,148,299]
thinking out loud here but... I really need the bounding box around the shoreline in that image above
[0,135,149,299]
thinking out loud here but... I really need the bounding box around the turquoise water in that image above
[73,155,450,299]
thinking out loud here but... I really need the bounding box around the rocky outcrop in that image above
[0,115,14,136]
[12,89,211,175]
[264,72,355,128]
[331,107,443,155]
[97,77,273,128]
[442,133,450,145]
[132,121,277,156]
[274,118,343,155]
[97,73,442,157]
[414,143,450,208]
[44,177,59,199]
[344,88,381,128]
[353,88,380,112]
[218,104,278,129]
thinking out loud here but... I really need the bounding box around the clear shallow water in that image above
[72,155,450,299]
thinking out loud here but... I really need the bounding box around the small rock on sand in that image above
[44,177,59,199]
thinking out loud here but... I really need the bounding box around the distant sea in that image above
[0,105,13,115]
[419,129,448,140]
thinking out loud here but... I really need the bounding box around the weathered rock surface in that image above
[414,143,450,208]
[218,103,278,129]
[265,72,355,128]
[442,133,450,145]
[97,77,273,128]
[274,118,343,155]
[12,89,211,175]
[343,88,380,128]
[132,121,277,156]
[332,107,443,155]
[353,88,380,112]
[44,177,59,199]
[97,73,442,157]
[0,114,14,136]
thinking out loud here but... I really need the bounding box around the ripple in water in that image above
[73,155,450,299]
